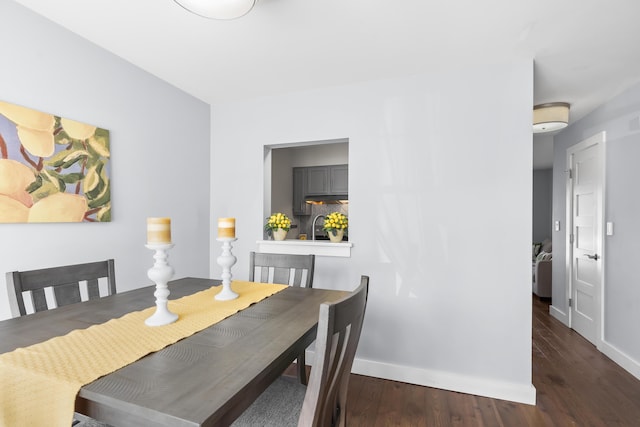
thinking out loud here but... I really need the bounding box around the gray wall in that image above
[211,61,536,403]
[0,1,211,319]
[532,169,553,243]
[552,80,640,378]
[2,0,538,405]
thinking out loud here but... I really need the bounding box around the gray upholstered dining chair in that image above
[249,251,316,383]
[5,259,116,427]
[249,251,315,288]
[6,259,116,317]
[232,275,369,427]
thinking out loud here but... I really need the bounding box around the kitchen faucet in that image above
[312,215,325,241]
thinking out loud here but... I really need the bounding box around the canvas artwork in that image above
[0,100,110,223]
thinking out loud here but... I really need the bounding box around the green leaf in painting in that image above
[87,183,109,209]
[61,172,84,184]
[97,203,111,222]
[83,164,103,198]
[25,174,43,193]
[68,139,85,151]
[99,161,109,183]
[44,149,73,168]
[40,169,67,192]
[40,169,57,188]
[85,161,110,209]
[88,136,110,158]
[94,128,109,139]
[30,180,58,203]
[61,150,89,169]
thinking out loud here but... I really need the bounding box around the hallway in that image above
[344,296,640,426]
[529,296,640,426]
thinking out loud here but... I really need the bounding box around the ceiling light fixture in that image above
[533,102,570,134]
[173,0,257,20]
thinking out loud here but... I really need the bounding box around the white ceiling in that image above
[12,0,640,168]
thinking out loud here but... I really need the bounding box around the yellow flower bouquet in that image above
[323,212,348,237]
[264,212,292,233]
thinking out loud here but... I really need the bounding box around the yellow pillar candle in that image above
[218,217,236,238]
[147,217,171,244]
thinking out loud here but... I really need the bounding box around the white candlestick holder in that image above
[216,237,239,300]
[145,243,179,326]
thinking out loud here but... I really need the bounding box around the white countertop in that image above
[256,239,353,257]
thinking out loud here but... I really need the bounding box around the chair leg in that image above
[297,352,308,385]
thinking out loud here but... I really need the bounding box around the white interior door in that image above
[567,132,605,345]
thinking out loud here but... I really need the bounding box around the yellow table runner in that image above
[0,280,287,427]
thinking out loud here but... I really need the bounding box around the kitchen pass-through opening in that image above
[263,138,349,241]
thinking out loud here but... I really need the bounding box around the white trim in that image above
[350,356,536,405]
[549,304,570,326]
[303,350,536,405]
[599,135,607,344]
[565,131,606,346]
[599,340,640,381]
[565,143,573,326]
[256,240,352,257]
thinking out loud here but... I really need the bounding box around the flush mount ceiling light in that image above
[173,0,257,20]
[533,102,570,134]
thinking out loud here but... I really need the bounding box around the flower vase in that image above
[273,228,288,241]
[328,229,344,243]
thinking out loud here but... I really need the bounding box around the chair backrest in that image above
[249,252,315,288]
[6,259,116,317]
[298,275,369,427]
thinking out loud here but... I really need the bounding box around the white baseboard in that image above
[306,350,536,405]
[599,340,640,381]
[549,304,569,326]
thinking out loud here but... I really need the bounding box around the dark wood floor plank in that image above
[424,386,454,427]
[447,390,488,427]
[348,372,384,427]
[335,295,640,426]
[373,380,406,427]
[472,396,505,427]
[400,377,428,427]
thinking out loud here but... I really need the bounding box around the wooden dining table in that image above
[0,277,347,426]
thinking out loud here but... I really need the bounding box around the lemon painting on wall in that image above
[0,100,111,223]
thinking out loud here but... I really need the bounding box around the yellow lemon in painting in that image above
[0,101,54,131]
[17,126,55,157]
[28,193,87,222]
[61,118,96,140]
[0,194,30,222]
[0,159,35,208]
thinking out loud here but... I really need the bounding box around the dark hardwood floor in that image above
[341,296,640,426]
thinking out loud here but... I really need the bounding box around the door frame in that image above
[565,131,606,346]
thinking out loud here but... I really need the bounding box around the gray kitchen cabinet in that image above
[329,164,348,195]
[306,166,330,195]
[305,164,348,196]
[293,167,311,215]
[293,165,348,215]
